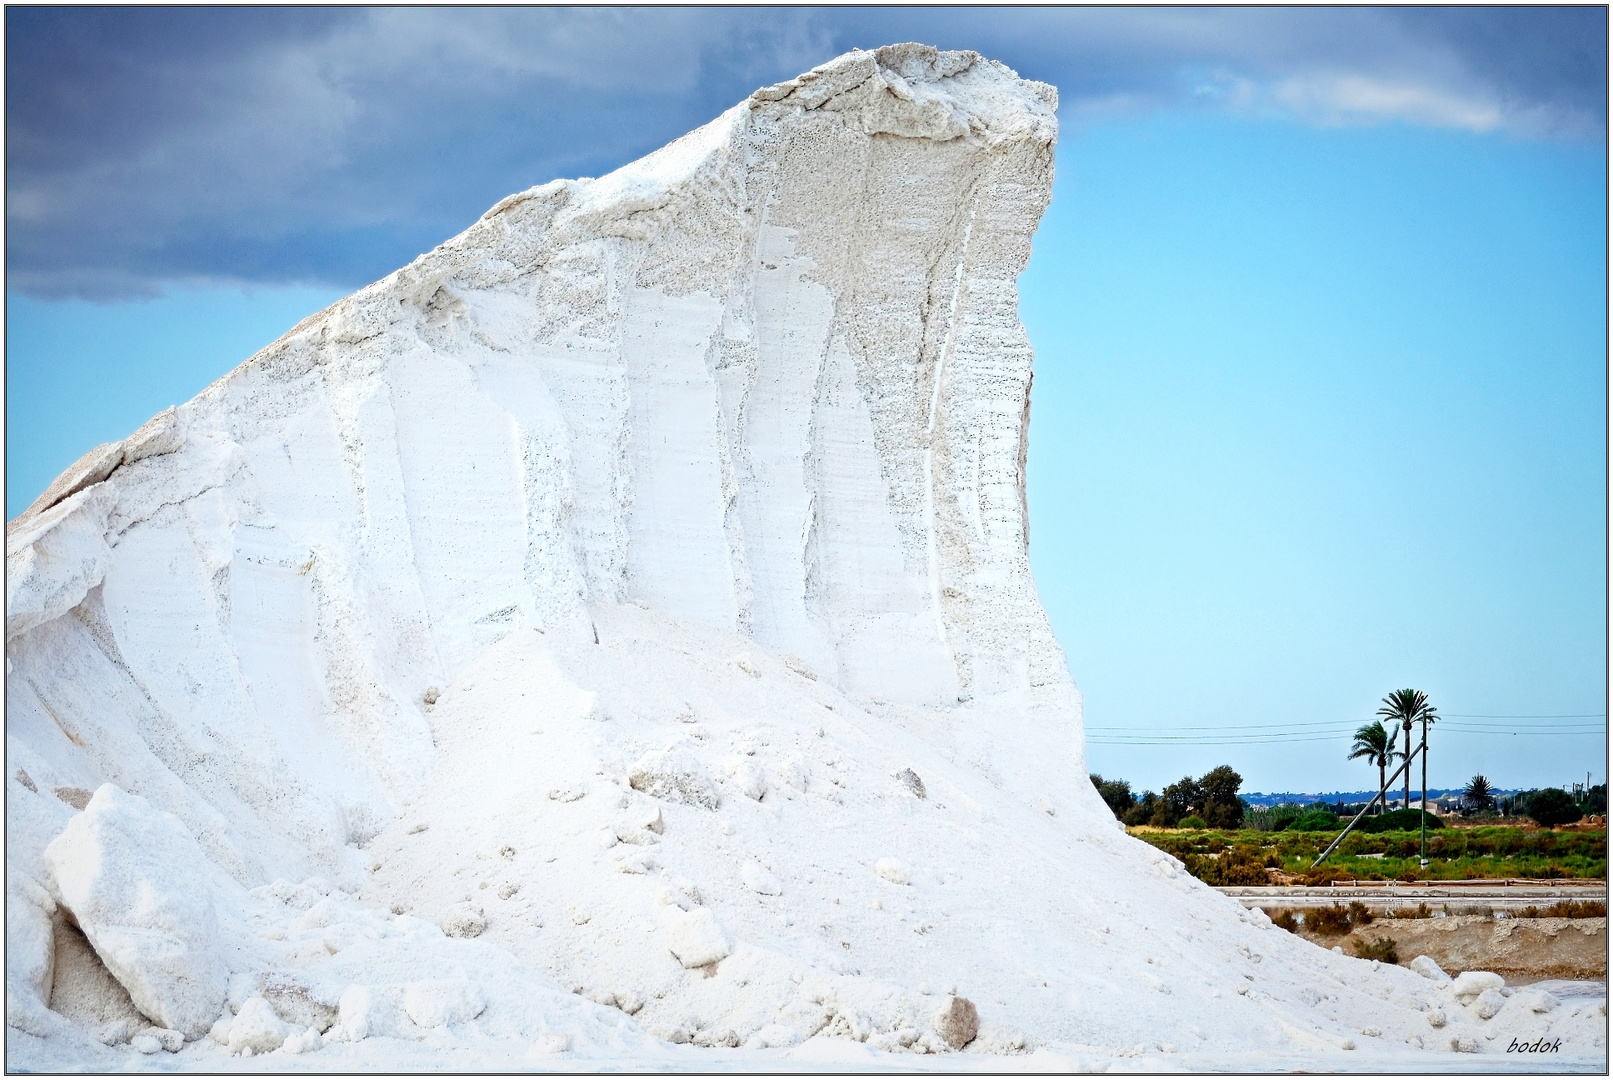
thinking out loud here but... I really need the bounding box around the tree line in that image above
[1090,765,1245,829]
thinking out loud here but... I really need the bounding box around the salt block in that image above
[337,984,404,1040]
[228,996,290,1054]
[262,972,340,1032]
[1473,988,1507,1020]
[933,995,979,1049]
[1451,970,1504,1002]
[403,979,486,1027]
[43,784,227,1038]
[667,908,732,968]
[1516,988,1560,1014]
[5,874,57,1036]
[281,1026,322,1054]
[1407,955,1451,984]
[630,749,720,809]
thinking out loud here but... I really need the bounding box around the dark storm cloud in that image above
[6,6,1605,299]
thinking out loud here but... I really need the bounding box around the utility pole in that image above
[1402,719,1413,810]
[1419,713,1430,867]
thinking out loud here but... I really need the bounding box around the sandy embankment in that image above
[1302,916,1606,982]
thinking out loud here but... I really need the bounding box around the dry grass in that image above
[1518,900,1607,919]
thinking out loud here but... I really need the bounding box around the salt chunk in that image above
[5,873,57,1035]
[1473,987,1507,1020]
[439,902,487,938]
[43,784,228,1038]
[728,758,768,801]
[1408,955,1451,984]
[1426,1009,1447,1028]
[876,858,911,885]
[1451,970,1504,1002]
[629,749,720,809]
[131,1034,161,1054]
[651,1023,690,1043]
[1450,1035,1479,1053]
[776,756,811,793]
[404,979,486,1028]
[338,984,403,1040]
[281,1026,322,1054]
[933,995,979,1048]
[261,971,340,1032]
[228,996,290,1054]
[896,769,926,798]
[1516,988,1560,1014]
[666,908,732,968]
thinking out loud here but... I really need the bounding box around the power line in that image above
[1445,713,1605,719]
[1088,717,1606,734]
[1088,727,1604,744]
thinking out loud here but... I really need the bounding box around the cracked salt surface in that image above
[5,43,1607,1072]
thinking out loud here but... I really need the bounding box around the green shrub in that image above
[1519,900,1606,918]
[1527,788,1584,828]
[1291,809,1339,832]
[1350,937,1399,964]
[1183,844,1271,886]
[1269,909,1300,933]
[1179,815,1207,830]
[1356,808,1443,834]
[1390,902,1432,919]
[1090,774,1136,819]
[1303,902,1373,936]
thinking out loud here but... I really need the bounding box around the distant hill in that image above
[1242,789,1519,807]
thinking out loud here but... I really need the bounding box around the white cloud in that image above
[1270,73,1505,133]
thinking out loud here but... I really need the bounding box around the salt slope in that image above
[7,42,1069,899]
[4,43,1606,1070]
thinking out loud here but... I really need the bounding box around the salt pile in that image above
[5,44,1606,1071]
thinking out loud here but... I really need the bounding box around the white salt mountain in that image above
[5,44,1603,1069]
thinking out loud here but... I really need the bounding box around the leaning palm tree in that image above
[1347,721,1400,814]
[1377,689,1438,809]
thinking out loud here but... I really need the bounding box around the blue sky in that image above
[6,7,1606,793]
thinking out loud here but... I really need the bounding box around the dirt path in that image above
[1297,916,1606,982]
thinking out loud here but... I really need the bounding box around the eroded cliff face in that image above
[6,44,1072,886]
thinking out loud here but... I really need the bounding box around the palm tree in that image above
[1463,774,1495,815]
[1347,721,1400,814]
[1377,689,1438,809]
